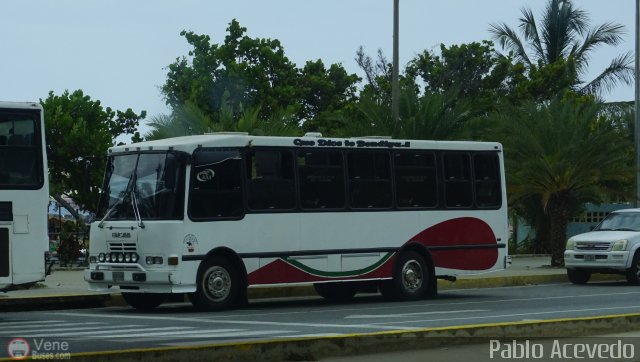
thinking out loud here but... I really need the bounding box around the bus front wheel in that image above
[121,292,166,310]
[190,256,240,311]
[380,250,431,301]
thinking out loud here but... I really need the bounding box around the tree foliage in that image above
[489,0,633,98]
[161,19,359,128]
[41,90,145,215]
[486,99,633,264]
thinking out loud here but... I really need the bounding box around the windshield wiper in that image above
[97,174,135,229]
[130,176,145,229]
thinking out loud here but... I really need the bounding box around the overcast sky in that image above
[1,1,635,133]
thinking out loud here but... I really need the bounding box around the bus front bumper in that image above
[83,268,194,293]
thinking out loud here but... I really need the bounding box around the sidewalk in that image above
[0,256,616,310]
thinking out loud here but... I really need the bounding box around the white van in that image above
[564,208,640,284]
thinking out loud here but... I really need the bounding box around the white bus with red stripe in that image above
[0,102,49,291]
[85,133,508,310]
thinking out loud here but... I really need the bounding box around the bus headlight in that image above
[98,253,106,263]
[89,256,97,264]
[612,240,628,251]
[110,253,118,262]
[124,253,132,263]
[131,253,139,263]
[117,253,125,263]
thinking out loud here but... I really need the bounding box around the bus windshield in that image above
[97,152,185,220]
[0,111,42,188]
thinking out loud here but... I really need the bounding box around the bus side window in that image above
[247,150,296,211]
[473,153,501,208]
[394,151,437,208]
[443,153,472,208]
[297,150,345,209]
[347,151,392,209]
[189,149,243,219]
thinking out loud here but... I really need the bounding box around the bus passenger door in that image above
[0,226,11,289]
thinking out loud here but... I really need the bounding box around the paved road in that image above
[0,281,639,357]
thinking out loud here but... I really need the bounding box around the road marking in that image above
[275,333,345,338]
[345,309,488,319]
[50,312,410,330]
[0,320,64,327]
[1,323,137,335]
[369,305,640,325]
[111,329,294,339]
[25,326,192,338]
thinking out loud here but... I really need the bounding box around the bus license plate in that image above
[584,255,596,262]
[113,272,124,282]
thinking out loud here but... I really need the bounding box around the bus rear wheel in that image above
[121,292,166,310]
[314,282,358,302]
[190,256,240,311]
[380,250,431,301]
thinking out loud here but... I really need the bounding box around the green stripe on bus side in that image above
[282,252,394,278]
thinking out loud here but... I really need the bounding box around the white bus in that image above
[0,102,49,291]
[85,133,509,310]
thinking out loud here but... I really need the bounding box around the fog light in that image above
[89,256,97,264]
[117,253,125,263]
[91,272,104,281]
[98,253,106,262]
[131,253,139,263]
[110,253,118,262]
[124,253,132,263]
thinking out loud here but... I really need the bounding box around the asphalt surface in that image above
[0,281,639,357]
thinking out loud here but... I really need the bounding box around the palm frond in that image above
[578,52,634,97]
[519,8,545,62]
[489,22,532,67]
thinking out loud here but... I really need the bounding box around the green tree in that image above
[145,95,300,141]
[41,90,145,216]
[406,41,523,113]
[489,0,633,98]
[162,19,358,128]
[487,99,633,265]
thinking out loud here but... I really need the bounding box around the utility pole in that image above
[636,0,640,206]
[392,0,400,127]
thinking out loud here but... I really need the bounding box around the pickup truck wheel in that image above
[121,293,166,310]
[567,268,591,284]
[626,252,640,285]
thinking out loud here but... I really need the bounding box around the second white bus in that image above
[0,102,50,291]
[85,133,509,310]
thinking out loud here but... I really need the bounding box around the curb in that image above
[35,313,640,362]
[0,273,626,311]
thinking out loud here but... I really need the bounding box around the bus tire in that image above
[314,282,358,302]
[190,256,240,311]
[121,292,166,310]
[381,250,430,301]
[626,251,640,285]
[567,268,591,284]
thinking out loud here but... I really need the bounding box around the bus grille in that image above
[108,242,137,253]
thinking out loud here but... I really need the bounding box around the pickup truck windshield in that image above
[596,212,640,232]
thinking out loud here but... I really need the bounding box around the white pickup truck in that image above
[564,208,640,285]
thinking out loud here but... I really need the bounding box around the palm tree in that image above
[489,0,633,98]
[145,98,300,141]
[346,88,473,140]
[487,99,633,265]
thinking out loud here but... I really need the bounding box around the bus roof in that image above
[108,133,502,155]
[0,101,42,110]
